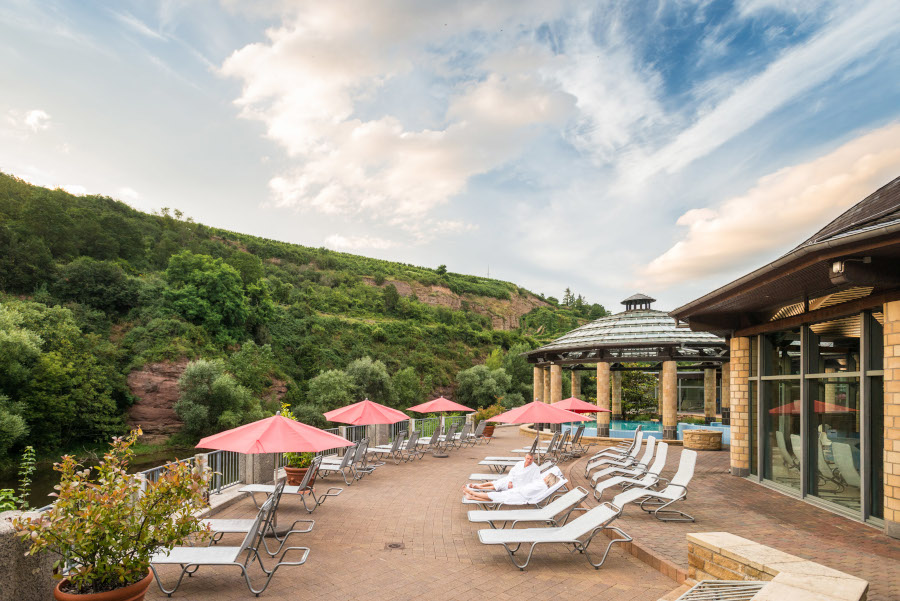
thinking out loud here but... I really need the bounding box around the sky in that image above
[1,0,899,312]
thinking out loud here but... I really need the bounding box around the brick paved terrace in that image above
[148,427,679,601]
[567,442,900,601]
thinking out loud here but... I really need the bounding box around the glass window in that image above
[870,376,884,519]
[868,312,884,372]
[809,377,861,512]
[763,329,801,375]
[809,314,861,374]
[750,380,758,477]
[763,380,801,491]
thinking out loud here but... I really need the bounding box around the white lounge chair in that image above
[204,479,314,555]
[611,449,697,521]
[241,456,342,514]
[469,462,556,482]
[593,442,669,501]
[591,435,656,483]
[151,496,310,596]
[468,487,589,529]
[584,433,644,476]
[775,431,800,470]
[832,441,860,488]
[462,467,568,510]
[476,498,631,570]
[467,421,489,445]
[318,445,358,484]
[400,430,425,461]
[588,429,643,462]
[368,432,406,464]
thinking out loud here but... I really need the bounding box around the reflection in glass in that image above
[763,329,801,375]
[750,381,758,477]
[870,376,884,518]
[869,313,884,371]
[810,377,861,512]
[764,380,801,491]
[809,314,860,373]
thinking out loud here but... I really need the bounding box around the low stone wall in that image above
[682,429,722,451]
[688,532,868,600]
[518,424,685,446]
[0,511,57,601]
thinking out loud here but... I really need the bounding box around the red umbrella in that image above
[324,399,410,425]
[552,397,611,414]
[195,415,353,454]
[488,401,591,424]
[408,396,474,413]
[768,400,859,415]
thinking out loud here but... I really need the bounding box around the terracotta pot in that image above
[482,424,495,437]
[54,570,153,601]
[284,466,316,487]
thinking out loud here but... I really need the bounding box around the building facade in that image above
[672,176,900,536]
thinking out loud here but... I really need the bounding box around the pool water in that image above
[579,420,663,432]
[564,420,731,444]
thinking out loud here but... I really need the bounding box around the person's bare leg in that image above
[464,490,494,502]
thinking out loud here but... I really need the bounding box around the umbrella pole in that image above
[432,413,449,458]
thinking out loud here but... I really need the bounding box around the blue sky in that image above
[1,0,899,312]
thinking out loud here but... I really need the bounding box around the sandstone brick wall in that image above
[729,337,751,477]
[883,301,900,537]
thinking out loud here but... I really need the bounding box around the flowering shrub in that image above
[15,428,209,594]
[280,403,314,468]
[472,403,504,425]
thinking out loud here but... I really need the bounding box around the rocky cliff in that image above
[126,360,187,444]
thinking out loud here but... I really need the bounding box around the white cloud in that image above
[324,234,398,251]
[624,0,900,183]
[60,184,87,195]
[5,109,51,136]
[117,187,140,202]
[637,123,900,289]
[222,1,575,232]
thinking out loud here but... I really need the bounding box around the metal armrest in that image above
[274,546,310,569]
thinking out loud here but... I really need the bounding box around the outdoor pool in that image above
[563,420,731,444]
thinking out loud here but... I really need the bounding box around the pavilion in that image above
[525,294,728,438]
[672,175,900,535]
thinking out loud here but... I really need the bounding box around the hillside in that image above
[0,172,604,451]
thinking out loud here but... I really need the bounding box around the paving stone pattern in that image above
[569,444,900,601]
[147,428,676,601]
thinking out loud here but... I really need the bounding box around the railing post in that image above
[339,425,349,440]
[409,418,417,433]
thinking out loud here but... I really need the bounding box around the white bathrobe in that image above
[490,460,541,493]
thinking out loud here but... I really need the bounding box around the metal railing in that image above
[206,450,241,494]
[140,457,196,485]
[444,415,467,431]
[343,425,368,443]
[390,420,410,440]
[317,428,343,458]
[413,417,441,437]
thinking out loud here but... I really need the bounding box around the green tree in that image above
[0,394,28,456]
[345,356,396,407]
[308,369,355,413]
[392,366,423,407]
[174,359,263,437]
[52,257,140,314]
[383,284,400,313]
[484,348,504,370]
[621,366,658,418]
[164,251,249,342]
[0,304,42,394]
[227,342,276,394]
[436,265,447,275]
[455,365,511,409]
[226,252,265,284]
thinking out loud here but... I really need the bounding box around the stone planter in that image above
[683,429,722,451]
[482,424,495,438]
[284,466,316,487]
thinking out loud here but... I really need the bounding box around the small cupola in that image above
[621,293,656,311]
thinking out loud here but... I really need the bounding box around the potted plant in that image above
[15,428,209,601]
[473,403,504,438]
[279,403,317,486]
[283,451,316,486]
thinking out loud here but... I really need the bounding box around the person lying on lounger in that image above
[470,453,540,491]
[463,472,560,505]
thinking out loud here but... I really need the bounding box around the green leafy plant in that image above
[16,445,35,510]
[15,428,209,594]
[472,403,504,426]
[0,488,16,512]
[279,403,315,468]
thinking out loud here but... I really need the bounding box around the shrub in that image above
[174,360,264,437]
[307,369,355,413]
[472,403,504,425]
[455,365,511,409]
[16,429,208,594]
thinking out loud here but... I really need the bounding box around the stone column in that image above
[883,301,900,538]
[550,364,563,403]
[533,366,544,402]
[662,361,677,439]
[543,368,551,403]
[704,367,717,424]
[612,370,623,420]
[657,372,664,416]
[729,337,751,477]
[596,362,611,437]
[571,371,581,399]
[721,362,731,425]
[374,423,390,446]
[239,452,276,485]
